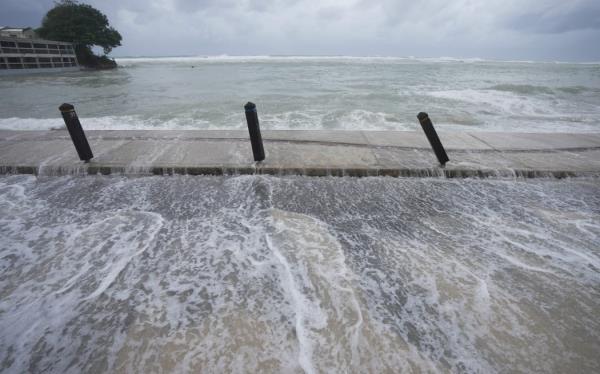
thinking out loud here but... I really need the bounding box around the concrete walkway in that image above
[1,130,600,178]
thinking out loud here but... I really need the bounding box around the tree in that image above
[37,0,122,68]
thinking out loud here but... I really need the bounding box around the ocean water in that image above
[1,174,599,373]
[0,56,599,132]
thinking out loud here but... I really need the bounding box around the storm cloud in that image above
[1,0,598,61]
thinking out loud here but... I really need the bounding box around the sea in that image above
[1,55,599,132]
[1,57,600,373]
[1,175,599,373]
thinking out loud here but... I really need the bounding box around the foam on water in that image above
[427,88,600,132]
[0,175,599,373]
[114,55,599,66]
[0,110,413,132]
[0,116,212,131]
[115,55,471,66]
[1,57,599,133]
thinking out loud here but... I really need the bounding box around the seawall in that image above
[1,130,599,178]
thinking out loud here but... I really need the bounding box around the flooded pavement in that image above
[0,175,599,373]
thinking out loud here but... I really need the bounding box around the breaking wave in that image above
[114,55,600,66]
[2,57,599,133]
[0,111,416,132]
[487,84,598,96]
[0,116,216,131]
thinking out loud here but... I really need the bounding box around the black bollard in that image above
[244,102,265,162]
[417,112,449,166]
[59,103,93,162]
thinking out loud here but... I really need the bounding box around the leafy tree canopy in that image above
[37,0,122,55]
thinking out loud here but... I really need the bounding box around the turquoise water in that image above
[0,56,599,132]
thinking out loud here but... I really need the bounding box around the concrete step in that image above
[1,130,599,178]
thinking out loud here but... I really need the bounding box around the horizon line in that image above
[109,54,600,65]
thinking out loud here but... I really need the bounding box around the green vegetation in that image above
[36,0,122,69]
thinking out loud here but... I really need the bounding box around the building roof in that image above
[0,27,33,31]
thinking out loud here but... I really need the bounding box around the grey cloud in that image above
[509,1,600,33]
[318,6,346,21]
[0,0,599,61]
[0,0,54,27]
[173,0,238,13]
[245,0,285,13]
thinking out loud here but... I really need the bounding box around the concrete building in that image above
[0,26,37,39]
[0,27,79,75]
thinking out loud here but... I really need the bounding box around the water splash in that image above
[0,175,598,372]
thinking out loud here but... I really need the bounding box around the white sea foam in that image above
[430,89,560,117]
[115,55,426,66]
[0,116,213,131]
[258,109,414,131]
[2,107,597,133]
[0,110,416,132]
[1,175,599,372]
[427,88,600,132]
[267,208,366,373]
[2,57,599,133]
[115,55,600,65]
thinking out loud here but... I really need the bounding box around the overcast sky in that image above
[1,0,599,61]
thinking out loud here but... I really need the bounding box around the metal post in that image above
[417,112,449,166]
[244,102,265,162]
[59,103,93,162]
